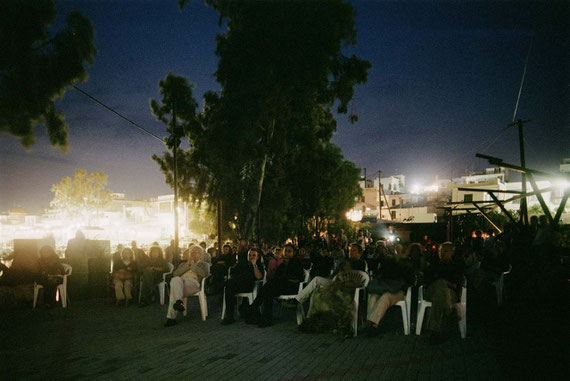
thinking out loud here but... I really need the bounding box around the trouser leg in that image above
[425,279,456,334]
[124,279,133,300]
[114,279,125,300]
[167,276,184,319]
[295,276,330,303]
[367,291,405,326]
[224,279,239,318]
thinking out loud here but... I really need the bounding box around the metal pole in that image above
[172,111,179,251]
[517,119,528,226]
[377,170,382,219]
[217,199,223,256]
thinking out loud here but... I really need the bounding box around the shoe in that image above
[164,319,177,327]
[139,299,149,308]
[245,307,260,324]
[366,326,382,338]
[221,317,235,325]
[125,299,130,307]
[173,300,185,312]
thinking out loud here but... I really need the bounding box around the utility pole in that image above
[377,170,382,219]
[217,199,223,256]
[168,107,181,252]
[509,119,531,226]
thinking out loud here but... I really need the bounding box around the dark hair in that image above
[284,243,296,254]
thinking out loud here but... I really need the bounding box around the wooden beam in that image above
[457,187,524,194]
[553,189,569,224]
[473,203,503,233]
[527,173,554,224]
[487,191,517,224]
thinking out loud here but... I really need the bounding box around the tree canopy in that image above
[154,0,370,240]
[50,169,112,219]
[0,0,96,150]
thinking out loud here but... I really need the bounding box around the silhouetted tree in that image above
[0,0,96,150]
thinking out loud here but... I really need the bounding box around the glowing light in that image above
[346,209,363,222]
[553,179,570,189]
[388,234,395,242]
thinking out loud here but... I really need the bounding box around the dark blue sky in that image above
[1,0,568,213]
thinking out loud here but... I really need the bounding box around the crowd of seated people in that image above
[14,223,568,347]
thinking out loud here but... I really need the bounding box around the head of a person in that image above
[321,248,330,257]
[438,242,454,262]
[529,215,538,227]
[149,246,163,259]
[170,239,175,246]
[273,246,283,259]
[349,243,363,259]
[538,215,548,227]
[247,248,259,262]
[75,230,85,240]
[222,244,232,255]
[131,240,137,249]
[39,245,57,259]
[493,240,506,256]
[189,246,203,263]
[116,244,124,254]
[299,247,307,258]
[283,244,296,260]
[406,243,423,261]
[249,241,259,250]
[121,247,134,261]
[199,241,206,249]
[238,238,248,251]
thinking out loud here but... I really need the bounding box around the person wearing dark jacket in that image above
[247,244,305,327]
[38,246,65,308]
[208,244,236,294]
[423,242,465,344]
[221,248,263,325]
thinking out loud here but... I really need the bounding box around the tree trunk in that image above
[243,119,274,239]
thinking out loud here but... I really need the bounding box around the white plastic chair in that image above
[416,282,467,338]
[158,263,175,305]
[33,263,72,308]
[394,286,412,335]
[182,275,209,321]
[221,269,265,319]
[277,269,310,324]
[333,270,370,337]
[492,264,512,306]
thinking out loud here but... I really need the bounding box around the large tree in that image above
[50,169,112,221]
[0,0,96,150]
[155,0,370,239]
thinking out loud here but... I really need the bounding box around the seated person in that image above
[365,253,414,337]
[298,247,312,270]
[221,248,263,325]
[113,247,138,306]
[164,246,211,327]
[422,242,465,345]
[471,239,509,298]
[310,247,334,278]
[266,246,284,281]
[0,250,40,286]
[37,246,65,308]
[247,244,305,327]
[208,243,236,294]
[295,242,367,305]
[139,245,168,306]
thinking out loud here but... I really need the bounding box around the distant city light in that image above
[553,179,570,189]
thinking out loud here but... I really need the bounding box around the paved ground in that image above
[0,291,507,381]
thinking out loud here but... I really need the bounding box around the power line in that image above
[72,85,164,143]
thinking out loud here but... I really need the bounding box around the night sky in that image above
[1,0,568,213]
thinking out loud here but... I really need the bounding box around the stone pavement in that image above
[0,293,506,381]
